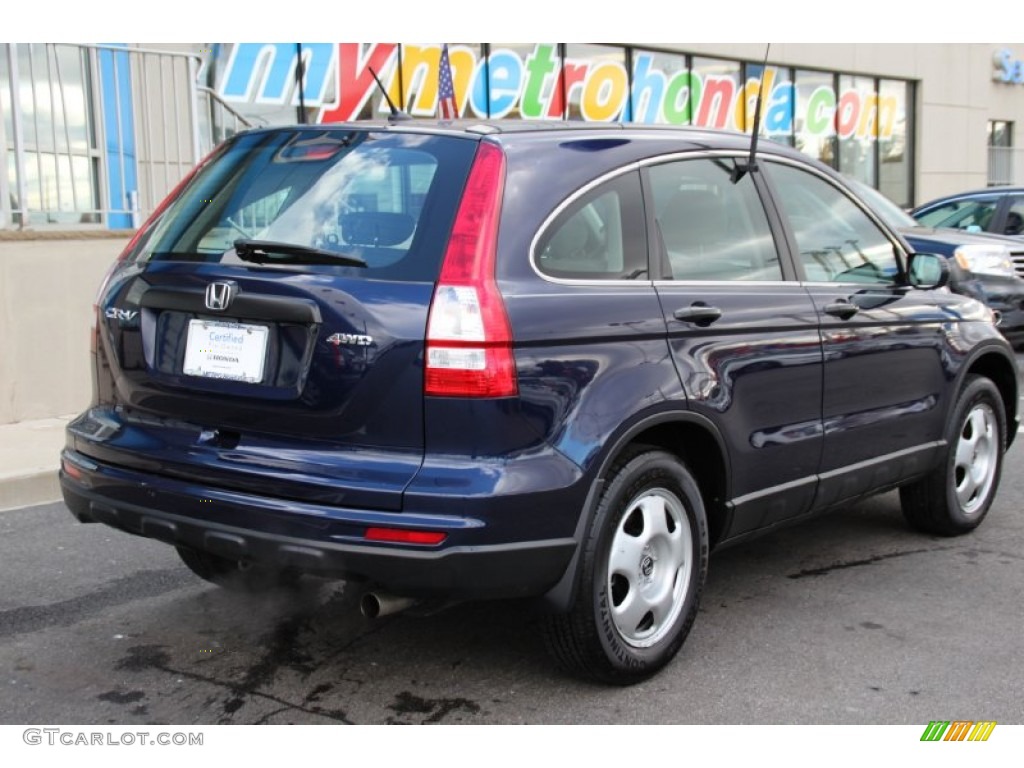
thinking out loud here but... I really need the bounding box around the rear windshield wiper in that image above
[233,239,367,268]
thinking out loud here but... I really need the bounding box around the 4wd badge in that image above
[326,332,373,347]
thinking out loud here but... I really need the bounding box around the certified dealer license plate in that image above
[183,320,269,383]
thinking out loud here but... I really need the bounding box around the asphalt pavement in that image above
[2,459,1022,725]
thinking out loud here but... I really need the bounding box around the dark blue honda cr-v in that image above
[61,121,1019,684]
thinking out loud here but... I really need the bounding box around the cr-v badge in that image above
[205,281,238,311]
[104,307,138,322]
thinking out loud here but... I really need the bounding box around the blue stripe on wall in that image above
[99,44,137,229]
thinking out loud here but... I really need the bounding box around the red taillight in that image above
[364,527,447,545]
[425,141,517,398]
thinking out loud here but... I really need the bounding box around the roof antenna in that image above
[731,44,771,184]
[368,67,411,123]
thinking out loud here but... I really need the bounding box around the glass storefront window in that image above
[878,79,912,207]
[564,44,628,122]
[629,49,690,124]
[838,74,877,187]
[691,58,741,131]
[487,43,562,120]
[794,69,836,167]
[744,63,794,145]
[2,43,99,225]
[400,43,482,118]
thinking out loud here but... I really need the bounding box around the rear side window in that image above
[130,130,478,282]
[535,172,648,280]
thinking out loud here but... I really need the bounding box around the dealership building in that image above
[1,40,1024,434]
[1,42,1023,229]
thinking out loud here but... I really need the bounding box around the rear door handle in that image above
[673,304,722,326]
[823,300,859,320]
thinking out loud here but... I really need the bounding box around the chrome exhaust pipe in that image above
[360,591,418,619]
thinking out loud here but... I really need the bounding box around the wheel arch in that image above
[540,409,731,612]
[960,345,1019,448]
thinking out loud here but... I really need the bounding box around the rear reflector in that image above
[61,458,84,481]
[425,141,517,398]
[364,527,447,545]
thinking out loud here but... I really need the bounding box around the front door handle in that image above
[823,300,859,320]
[673,303,722,326]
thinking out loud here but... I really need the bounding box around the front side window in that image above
[767,162,900,284]
[648,157,782,281]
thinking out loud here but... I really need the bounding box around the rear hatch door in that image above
[84,127,479,509]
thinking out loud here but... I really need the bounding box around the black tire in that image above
[544,450,708,685]
[900,375,1006,536]
[175,546,301,593]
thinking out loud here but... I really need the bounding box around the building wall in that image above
[0,235,126,424]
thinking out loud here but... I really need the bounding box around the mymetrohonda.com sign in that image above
[216,43,899,141]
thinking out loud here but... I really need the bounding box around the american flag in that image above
[438,44,458,120]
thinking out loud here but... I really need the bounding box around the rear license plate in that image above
[183,320,269,383]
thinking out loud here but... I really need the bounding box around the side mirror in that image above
[907,252,950,290]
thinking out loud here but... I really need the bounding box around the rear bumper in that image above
[60,449,576,600]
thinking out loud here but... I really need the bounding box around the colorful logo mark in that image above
[920,721,996,742]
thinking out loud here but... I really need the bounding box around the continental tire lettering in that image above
[598,590,644,669]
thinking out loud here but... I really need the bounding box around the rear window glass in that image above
[129,129,478,282]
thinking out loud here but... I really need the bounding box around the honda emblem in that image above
[205,281,238,312]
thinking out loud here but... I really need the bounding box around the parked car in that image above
[61,121,1019,685]
[912,186,1024,240]
[854,181,1024,347]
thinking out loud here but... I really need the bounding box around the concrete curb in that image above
[0,470,61,512]
[0,416,72,512]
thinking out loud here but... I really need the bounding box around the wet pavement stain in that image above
[112,636,354,724]
[116,645,171,672]
[97,690,146,704]
[387,690,482,724]
[0,569,195,640]
[102,585,393,724]
[303,683,333,704]
[786,547,951,579]
[222,697,245,714]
